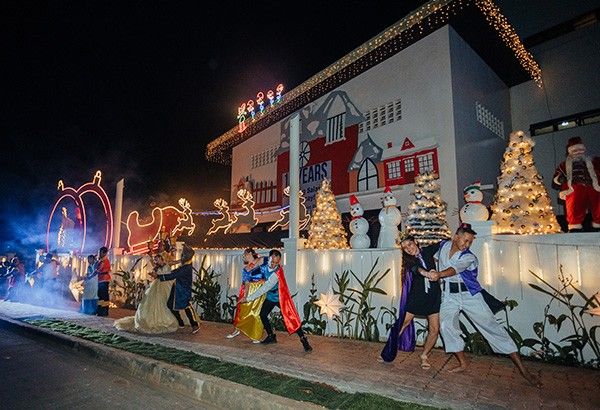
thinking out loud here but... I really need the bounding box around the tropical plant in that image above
[302,273,327,335]
[221,284,239,324]
[191,255,222,322]
[332,258,390,341]
[378,303,397,334]
[269,309,286,332]
[332,269,355,338]
[521,266,600,368]
[110,257,148,309]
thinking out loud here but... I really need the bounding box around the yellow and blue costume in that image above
[233,258,266,340]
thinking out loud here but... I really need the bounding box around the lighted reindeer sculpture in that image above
[268,186,311,232]
[226,189,258,233]
[207,198,233,235]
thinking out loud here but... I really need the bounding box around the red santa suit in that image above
[552,137,600,230]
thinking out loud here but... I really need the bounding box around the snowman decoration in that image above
[349,195,370,249]
[459,181,490,223]
[378,186,401,248]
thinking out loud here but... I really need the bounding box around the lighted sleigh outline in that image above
[125,198,196,254]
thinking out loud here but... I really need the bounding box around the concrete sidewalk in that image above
[1,301,598,409]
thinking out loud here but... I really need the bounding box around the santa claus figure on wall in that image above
[552,137,600,232]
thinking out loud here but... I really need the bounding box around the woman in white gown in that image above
[114,253,179,334]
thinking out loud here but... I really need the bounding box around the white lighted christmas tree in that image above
[405,172,451,246]
[491,130,560,234]
[306,179,349,249]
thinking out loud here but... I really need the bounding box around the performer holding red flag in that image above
[240,249,312,352]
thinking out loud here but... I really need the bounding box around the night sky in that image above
[1,0,598,252]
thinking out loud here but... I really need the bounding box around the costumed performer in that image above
[152,244,200,334]
[427,223,540,386]
[239,249,312,352]
[226,248,266,342]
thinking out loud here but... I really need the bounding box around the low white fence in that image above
[102,226,600,364]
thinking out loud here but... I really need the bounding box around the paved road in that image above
[0,324,214,409]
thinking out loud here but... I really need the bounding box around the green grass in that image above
[22,318,438,409]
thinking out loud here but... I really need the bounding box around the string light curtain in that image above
[206,0,542,164]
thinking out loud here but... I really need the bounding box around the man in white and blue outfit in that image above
[427,223,539,386]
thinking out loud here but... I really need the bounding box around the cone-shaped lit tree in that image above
[405,172,451,246]
[491,130,561,234]
[306,179,349,249]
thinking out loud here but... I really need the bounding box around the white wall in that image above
[230,26,459,226]
[448,26,511,204]
[510,23,600,212]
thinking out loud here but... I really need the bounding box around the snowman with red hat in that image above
[553,136,600,232]
[459,181,490,223]
[378,186,401,248]
[349,195,370,248]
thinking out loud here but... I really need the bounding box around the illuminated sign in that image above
[237,83,284,133]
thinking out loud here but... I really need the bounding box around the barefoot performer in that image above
[428,223,540,386]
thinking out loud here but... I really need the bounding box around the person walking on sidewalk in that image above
[426,223,540,386]
[152,244,200,334]
[239,249,312,352]
[226,248,266,342]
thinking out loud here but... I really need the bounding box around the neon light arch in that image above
[46,170,114,253]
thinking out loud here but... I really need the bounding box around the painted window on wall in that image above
[386,160,402,180]
[358,158,378,192]
[326,112,346,145]
[417,153,434,173]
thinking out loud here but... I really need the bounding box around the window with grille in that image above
[475,101,505,139]
[359,99,401,133]
[251,147,278,169]
[379,106,387,126]
[404,158,414,173]
[326,112,346,144]
[387,160,402,179]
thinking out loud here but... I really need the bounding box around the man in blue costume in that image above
[426,223,540,386]
[239,249,312,352]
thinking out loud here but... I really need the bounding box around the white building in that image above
[206,0,549,235]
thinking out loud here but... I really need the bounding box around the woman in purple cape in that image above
[380,234,441,369]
